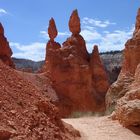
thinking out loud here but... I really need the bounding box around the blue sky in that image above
[0,0,139,61]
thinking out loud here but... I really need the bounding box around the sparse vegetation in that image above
[105,105,116,115]
[100,50,123,55]
[69,111,106,118]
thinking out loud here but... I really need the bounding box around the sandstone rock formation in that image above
[90,45,109,105]
[45,10,109,117]
[106,8,140,110]
[114,64,140,128]
[0,23,15,68]
[106,8,140,128]
[0,60,80,139]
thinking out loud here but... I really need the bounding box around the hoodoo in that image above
[0,23,15,68]
[90,45,109,105]
[45,10,109,117]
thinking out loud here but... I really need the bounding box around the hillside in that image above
[12,57,44,72]
[0,60,80,139]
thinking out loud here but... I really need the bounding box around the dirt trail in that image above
[63,116,140,140]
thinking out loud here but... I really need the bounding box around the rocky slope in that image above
[0,60,80,140]
[106,8,140,129]
[0,24,80,140]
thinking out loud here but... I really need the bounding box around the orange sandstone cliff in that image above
[106,8,140,129]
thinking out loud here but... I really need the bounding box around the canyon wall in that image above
[106,8,140,128]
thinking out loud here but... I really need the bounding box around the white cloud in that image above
[82,17,116,28]
[80,29,102,42]
[40,30,70,40]
[81,17,134,53]
[40,31,49,39]
[0,8,8,16]
[98,27,133,52]
[10,31,70,61]
[10,42,46,61]
[58,32,70,36]
[85,27,134,53]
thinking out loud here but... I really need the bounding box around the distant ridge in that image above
[12,50,123,83]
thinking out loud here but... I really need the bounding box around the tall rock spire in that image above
[0,23,15,68]
[48,18,58,41]
[91,45,102,65]
[90,45,109,97]
[69,9,81,35]
[45,18,61,61]
[133,8,140,37]
[63,9,89,60]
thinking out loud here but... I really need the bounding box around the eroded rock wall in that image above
[106,8,140,128]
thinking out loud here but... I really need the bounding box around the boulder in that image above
[48,18,58,41]
[69,9,81,35]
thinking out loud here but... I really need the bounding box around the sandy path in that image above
[63,116,140,140]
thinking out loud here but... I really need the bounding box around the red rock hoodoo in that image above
[106,8,140,128]
[0,23,15,68]
[45,10,109,117]
[90,45,109,105]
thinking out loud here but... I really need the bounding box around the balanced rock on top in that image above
[48,18,58,41]
[69,9,81,35]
